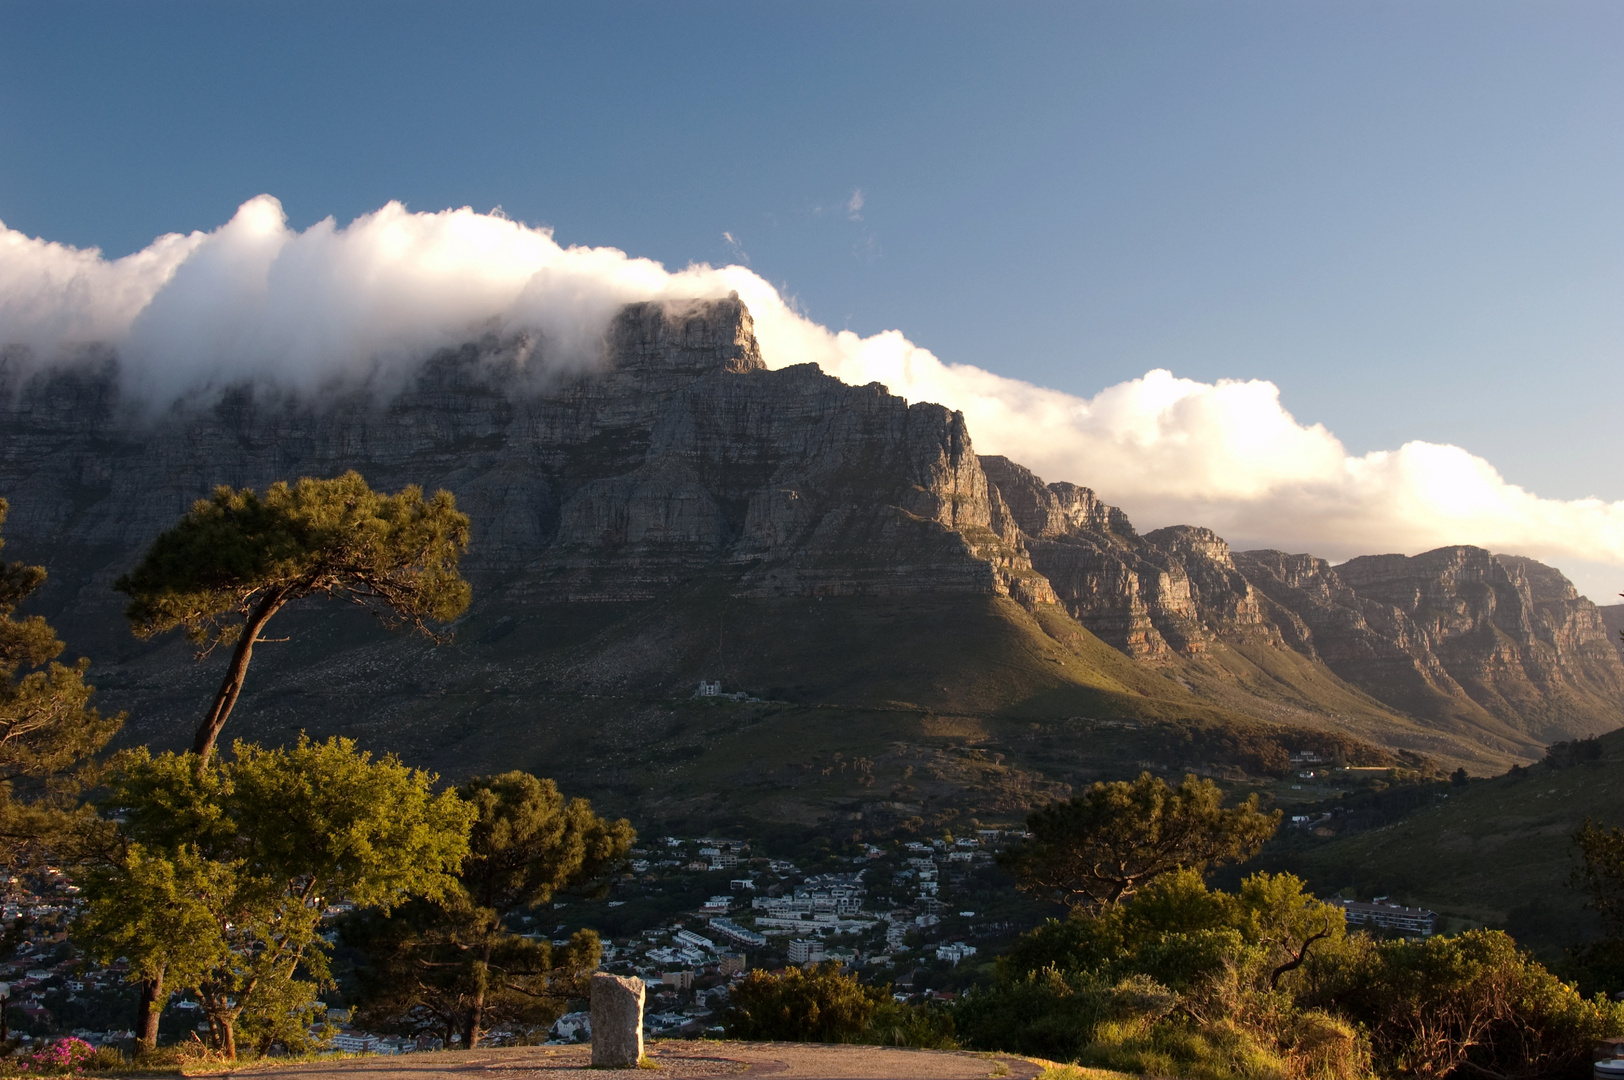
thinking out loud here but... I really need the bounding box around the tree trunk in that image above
[463,942,491,1050]
[135,968,164,1051]
[193,592,287,769]
[219,1014,236,1061]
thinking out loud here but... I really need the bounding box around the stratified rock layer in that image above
[0,295,1615,772]
[976,456,1624,748]
[0,297,1047,616]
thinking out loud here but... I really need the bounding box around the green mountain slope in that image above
[82,585,1418,834]
[1270,727,1624,960]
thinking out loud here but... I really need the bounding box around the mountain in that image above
[0,297,1617,832]
[1600,603,1624,662]
[977,456,1624,761]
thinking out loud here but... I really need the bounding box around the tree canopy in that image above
[0,497,121,860]
[998,772,1280,909]
[345,771,634,1049]
[114,472,471,764]
[76,737,472,1057]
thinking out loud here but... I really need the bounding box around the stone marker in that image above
[590,971,645,1067]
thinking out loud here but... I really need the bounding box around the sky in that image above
[1,1,1621,596]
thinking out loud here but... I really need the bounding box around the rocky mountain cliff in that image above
[976,455,1624,752]
[0,296,1617,806]
[1,296,1052,610]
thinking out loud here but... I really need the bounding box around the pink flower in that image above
[24,1037,94,1074]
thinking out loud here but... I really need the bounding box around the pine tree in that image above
[0,497,121,860]
[998,772,1280,910]
[115,472,470,766]
[346,772,634,1048]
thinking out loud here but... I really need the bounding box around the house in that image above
[709,918,768,947]
[551,1012,590,1041]
[330,1030,383,1053]
[1332,898,1437,936]
[675,929,716,953]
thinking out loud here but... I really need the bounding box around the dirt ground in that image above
[196,1041,1045,1080]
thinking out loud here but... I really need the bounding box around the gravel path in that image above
[199,1042,1044,1080]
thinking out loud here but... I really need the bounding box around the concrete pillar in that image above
[590,972,645,1068]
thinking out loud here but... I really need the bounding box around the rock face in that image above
[978,456,1266,658]
[0,295,1615,769]
[590,972,644,1067]
[1601,604,1624,664]
[0,296,1050,618]
[975,455,1624,747]
[1236,546,1624,743]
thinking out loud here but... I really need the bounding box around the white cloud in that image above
[845,189,864,220]
[2,196,1621,597]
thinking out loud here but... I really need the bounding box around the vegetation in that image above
[0,499,121,862]
[956,871,1620,1079]
[343,771,634,1049]
[0,476,1611,1078]
[724,963,955,1048]
[1270,726,1624,965]
[999,773,1280,909]
[1567,818,1624,994]
[725,963,889,1043]
[114,473,470,765]
[1304,929,1620,1079]
[75,737,472,1057]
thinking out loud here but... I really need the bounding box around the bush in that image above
[723,964,956,1048]
[1304,928,1623,1080]
[864,999,958,1049]
[955,968,1174,1063]
[19,1038,96,1074]
[724,964,888,1043]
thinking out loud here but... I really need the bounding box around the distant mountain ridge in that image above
[978,454,1624,751]
[0,296,1617,813]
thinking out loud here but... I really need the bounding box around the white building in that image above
[787,939,827,964]
[1332,899,1437,936]
[551,1012,590,1041]
[709,918,768,947]
[675,929,716,952]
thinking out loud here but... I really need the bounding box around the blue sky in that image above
[2,0,1620,507]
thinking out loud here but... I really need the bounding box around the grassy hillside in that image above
[1264,727,1624,961]
[1176,633,1530,772]
[79,584,1432,838]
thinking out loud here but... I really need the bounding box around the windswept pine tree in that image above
[115,472,471,766]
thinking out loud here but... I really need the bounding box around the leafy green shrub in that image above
[1304,928,1623,1079]
[959,872,1371,1079]
[724,964,888,1043]
[864,999,958,1049]
[956,968,1175,1063]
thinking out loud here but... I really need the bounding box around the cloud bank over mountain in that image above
[3,196,1620,595]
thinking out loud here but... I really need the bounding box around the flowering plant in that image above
[19,1038,96,1074]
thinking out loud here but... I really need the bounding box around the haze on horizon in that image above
[0,1,1620,598]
